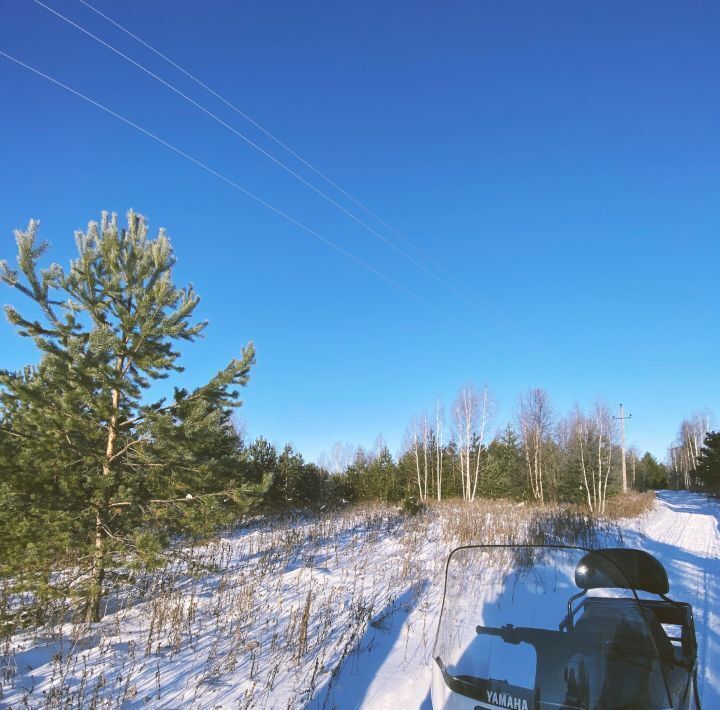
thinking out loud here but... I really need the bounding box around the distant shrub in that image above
[603,491,656,520]
[402,497,427,516]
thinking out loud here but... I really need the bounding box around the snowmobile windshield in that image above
[432,545,673,710]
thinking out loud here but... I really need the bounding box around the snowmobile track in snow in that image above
[624,491,720,709]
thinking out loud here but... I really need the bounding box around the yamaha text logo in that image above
[476,690,530,710]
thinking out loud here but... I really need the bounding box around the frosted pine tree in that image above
[0,210,258,621]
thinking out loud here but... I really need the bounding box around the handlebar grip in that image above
[476,625,502,636]
[476,624,521,644]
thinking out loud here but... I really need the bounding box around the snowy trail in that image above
[625,491,720,709]
[325,491,719,709]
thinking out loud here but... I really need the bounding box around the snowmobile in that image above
[432,545,700,709]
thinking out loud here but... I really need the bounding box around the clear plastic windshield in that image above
[432,546,673,710]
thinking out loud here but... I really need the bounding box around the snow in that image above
[1,491,717,709]
[624,491,720,708]
[314,492,719,709]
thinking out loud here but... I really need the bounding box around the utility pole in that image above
[614,404,632,493]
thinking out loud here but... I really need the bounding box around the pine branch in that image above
[118,392,205,428]
[108,487,262,510]
[107,436,150,463]
[0,424,30,440]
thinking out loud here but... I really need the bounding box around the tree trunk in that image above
[86,380,120,622]
[413,433,423,502]
[436,403,442,502]
[578,424,593,512]
[86,509,106,622]
[471,388,488,501]
[422,425,428,502]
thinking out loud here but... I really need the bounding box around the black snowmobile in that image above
[432,545,700,709]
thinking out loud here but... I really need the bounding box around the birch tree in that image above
[672,411,713,489]
[318,441,354,474]
[569,402,616,514]
[405,414,431,502]
[517,388,552,502]
[434,399,444,501]
[627,446,640,489]
[452,384,491,501]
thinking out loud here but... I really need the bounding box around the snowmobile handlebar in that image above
[476,623,529,645]
[475,623,565,650]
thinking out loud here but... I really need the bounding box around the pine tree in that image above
[344,449,370,503]
[0,363,94,612]
[262,444,326,510]
[247,437,278,484]
[635,452,668,491]
[367,446,401,502]
[0,211,257,621]
[481,427,524,498]
[695,432,720,493]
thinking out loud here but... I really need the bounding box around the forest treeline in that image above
[239,399,707,513]
[1,211,717,624]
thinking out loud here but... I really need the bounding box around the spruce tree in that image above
[0,211,257,621]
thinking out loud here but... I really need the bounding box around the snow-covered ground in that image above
[625,491,720,708]
[321,491,720,709]
[1,491,717,709]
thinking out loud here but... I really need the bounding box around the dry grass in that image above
[0,497,636,708]
[603,491,656,520]
[435,497,620,548]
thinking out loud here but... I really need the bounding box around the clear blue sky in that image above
[1,0,718,462]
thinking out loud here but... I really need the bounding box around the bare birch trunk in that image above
[436,401,443,502]
[578,421,593,512]
[471,387,488,501]
[413,433,424,502]
[422,424,429,503]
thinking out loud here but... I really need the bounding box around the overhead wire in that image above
[31,0,488,317]
[79,0,485,291]
[0,49,440,315]
[75,0,486,307]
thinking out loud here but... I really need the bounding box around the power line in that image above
[0,49,438,314]
[32,0,486,316]
[75,0,487,308]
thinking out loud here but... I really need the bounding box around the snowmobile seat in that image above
[574,548,669,595]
